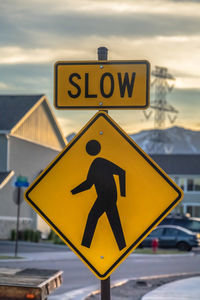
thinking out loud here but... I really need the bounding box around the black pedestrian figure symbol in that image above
[71,140,126,251]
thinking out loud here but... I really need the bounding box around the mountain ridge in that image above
[66,126,200,154]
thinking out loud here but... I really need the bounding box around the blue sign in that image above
[15,176,29,188]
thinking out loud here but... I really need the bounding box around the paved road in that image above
[1,241,200,297]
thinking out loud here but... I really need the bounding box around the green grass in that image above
[0,256,23,259]
[134,248,187,254]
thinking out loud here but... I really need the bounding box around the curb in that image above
[49,279,127,300]
[85,272,200,300]
[0,251,195,262]
[0,251,76,262]
[131,252,195,258]
[49,273,200,300]
[0,257,31,262]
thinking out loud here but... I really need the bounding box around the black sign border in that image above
[54,60,150,109]
[26,112,182,279]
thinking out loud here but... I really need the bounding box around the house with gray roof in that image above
[152,154,200,217]
[0,95,66,239]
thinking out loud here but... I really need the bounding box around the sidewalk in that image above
[0,249,194,262]
[142,276,200,300]
[85,273,200,300]
[0,250,77,262]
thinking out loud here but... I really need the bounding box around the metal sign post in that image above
[98,47,111,300]
[15,186,21,257]
[14,176,29,257]
[101,277,110,300]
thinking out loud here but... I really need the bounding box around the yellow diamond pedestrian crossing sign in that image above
[25,111,183,279]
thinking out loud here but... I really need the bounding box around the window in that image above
[178,178,200,192]
[187,179,193,191]
[179,178,185,191]
[187,206,193,216]
[194,179,200,191]
[174,216,200,231]
[187,178,200,191]
[163,228,178,236]
[187,219,200,231]
[178,230,188,237]
[172,219,186,227]
[149,228,163,237]
[193,207,200,218]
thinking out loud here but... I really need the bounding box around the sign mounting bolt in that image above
[100,131,103,135]
[99,102,103,106]
[100,256,104,259]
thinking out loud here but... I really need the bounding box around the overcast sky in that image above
[0,0,200,135]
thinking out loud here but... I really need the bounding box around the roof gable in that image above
[0,95,43,131]
[12,98,66,150]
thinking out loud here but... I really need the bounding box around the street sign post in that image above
[14,176,29,257]
[25,111,183,279]
[54,60,150,110]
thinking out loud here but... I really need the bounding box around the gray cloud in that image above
[0,1,200,48]
[0,64,51,94]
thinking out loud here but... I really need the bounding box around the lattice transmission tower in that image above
[144,66,178,153]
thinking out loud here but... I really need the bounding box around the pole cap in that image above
[97,47,108,60]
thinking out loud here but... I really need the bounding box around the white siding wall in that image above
[0,135,8,172]
[171,175,200,217]
[0,136,60,238]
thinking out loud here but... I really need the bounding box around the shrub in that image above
[10,229,41,243]
[53,235,65,245]
[18,230,25,240]
[33,231,41,243]
[11,229,16,241]
[48,229,56,240]
[24,229,31,241]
